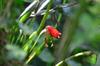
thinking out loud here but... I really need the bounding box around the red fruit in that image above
[46,25,61,38]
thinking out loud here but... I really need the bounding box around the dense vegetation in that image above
[0,0,100,66]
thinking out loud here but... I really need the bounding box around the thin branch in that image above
[55,51,94,66]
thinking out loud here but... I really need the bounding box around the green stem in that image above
[37,0,52,35]
[15,31,23,45]
[23,31,37,52]
[26,42,45,64]
[29,32,42,52]
[55,0,67,27]
[56,0,87,62]
[26,0,53,63]
[55,51,93,66]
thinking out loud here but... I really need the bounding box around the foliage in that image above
[0,0,100,66]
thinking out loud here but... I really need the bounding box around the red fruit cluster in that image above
[46,25,61,38]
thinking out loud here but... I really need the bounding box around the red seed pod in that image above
[46,25,61,38]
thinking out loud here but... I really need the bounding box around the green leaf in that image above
[86,54,97,64]
[39,48,55,63]
[95,54,100,66]
[89,3,100,15]
[5,44,27,61]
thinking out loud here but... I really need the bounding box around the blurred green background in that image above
[0,0,100,66]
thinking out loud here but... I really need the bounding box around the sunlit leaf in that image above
[86,54,97,64]
[95,54,100,66]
